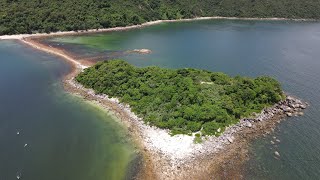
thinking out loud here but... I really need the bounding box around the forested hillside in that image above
[76,60,284,135]
[1,0,320,35]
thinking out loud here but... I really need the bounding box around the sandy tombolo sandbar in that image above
[1,17,309,179]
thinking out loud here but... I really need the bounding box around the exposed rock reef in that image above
[130,49,152,54]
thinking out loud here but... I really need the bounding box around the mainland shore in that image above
[1,18,309,179]
[0,16,316,40]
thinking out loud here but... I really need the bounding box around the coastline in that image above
[0,16,317,40]
[6,24,309,179]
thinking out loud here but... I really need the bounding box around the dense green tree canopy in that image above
[76,60,284,135]
[1,0,320,35]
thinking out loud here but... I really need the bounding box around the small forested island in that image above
[76,60,284,136]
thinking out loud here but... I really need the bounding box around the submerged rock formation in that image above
[131,49,152,54]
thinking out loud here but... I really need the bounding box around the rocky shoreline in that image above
[66,72,307,179]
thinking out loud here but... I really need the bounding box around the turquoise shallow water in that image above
[0,41,137,180]
[48,19,320,179]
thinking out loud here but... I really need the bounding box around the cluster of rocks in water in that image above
[242,95,307,125]
[281,96,307,116]
[196,95,308,160]
[130,49,152,54]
